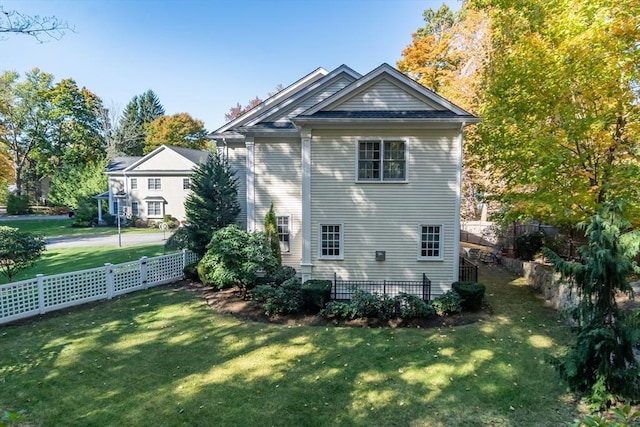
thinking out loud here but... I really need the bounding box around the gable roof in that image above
[106,145,210,174]
[105,156,142,172]
[211,67,330,135]
[296,63,478,121]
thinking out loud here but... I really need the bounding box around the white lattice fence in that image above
[0,249,198,325]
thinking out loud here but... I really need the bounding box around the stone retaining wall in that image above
[499,256,578,314]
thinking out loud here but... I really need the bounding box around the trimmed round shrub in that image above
[251,277,302,316]
[301,279,332,313]
[452,281,486,312]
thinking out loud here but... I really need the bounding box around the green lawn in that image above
[0,218,161,238]
[0,244,166,284]
[0,264,584,426]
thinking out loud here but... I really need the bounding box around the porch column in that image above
[245,137,255,232]
[97,199,103,223]
[300,129,313,283]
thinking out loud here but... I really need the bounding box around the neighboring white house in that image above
[102,145,210,223]
[210,63,480,296]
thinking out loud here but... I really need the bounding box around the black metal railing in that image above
[332,273,431,302]
[459,256,478,283]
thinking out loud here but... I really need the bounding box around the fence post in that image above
[105,263,114,299]
[140,256,148,289]
[182,249,188,271]
[333,272,337,300]
[383,279,386,297]
[37,274,45,314]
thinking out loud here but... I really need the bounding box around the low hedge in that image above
[452,281,486,312]
[301,279,332,313]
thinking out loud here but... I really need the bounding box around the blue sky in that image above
[2,0,460,131]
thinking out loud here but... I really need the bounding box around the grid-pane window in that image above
[130,178,137,190]
[419,225,442,259]
[183,178,191,190]
[148,178,161,190]
[358,141,380,180]
[131,201,139,216]
[277,216,290,254]
[147,201,162,217]
[112,201,118,215]
[358,139,406,182]
[319,224,342,259]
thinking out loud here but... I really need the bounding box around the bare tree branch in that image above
[0,7,73,42]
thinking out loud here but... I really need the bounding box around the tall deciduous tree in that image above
[184,152,241,256]
[397,3,492,220]
[114,90,164,156]
[475,0,640,226]
[0,226,46,282]
[543,202,640,407]
[143,113,208,154]
[0,68,53,195]
[48,160,107,209]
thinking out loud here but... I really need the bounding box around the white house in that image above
[210,63,479,296]
[102,145,210,223]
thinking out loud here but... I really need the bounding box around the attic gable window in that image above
[357,139,406,182]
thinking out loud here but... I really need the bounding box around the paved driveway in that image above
[45,232,168,249]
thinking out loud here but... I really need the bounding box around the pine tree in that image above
[184,152,241,256]
[543,202,640,407]
[114,90,165,155]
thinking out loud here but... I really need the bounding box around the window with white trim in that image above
[148,178,161,190]
[130,178,137,190]
[131,201,139,216]
[147,201,163,217]
[277,216,291,254]
[319,224,343,260]
[183,178,191,190]
[357,139,406,182]
[418,225,443,260]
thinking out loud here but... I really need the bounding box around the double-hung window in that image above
[183,178,191,190]
[130,178,138,190]
[319,224,343,260]
[357,139,406,182]
[277,216,291,254]
[148,178,161,190]
[147,201,163,217]
[131,201,139,216]
[418,224,443,260]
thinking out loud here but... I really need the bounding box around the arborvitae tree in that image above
[264,203,281,265]
[184,152,240,256]
[542,202,640,408]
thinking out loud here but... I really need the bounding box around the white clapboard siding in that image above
[254,138,302,269]
[331,78,441,111]
[224,142,248,230]
[309,129,459,296]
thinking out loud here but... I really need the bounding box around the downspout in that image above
[452,122,466,283]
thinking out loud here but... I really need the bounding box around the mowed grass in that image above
[0,264,584,426]
[0,218,161,238]
[0,244,166,284]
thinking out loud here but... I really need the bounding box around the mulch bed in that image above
[181,281,493,329]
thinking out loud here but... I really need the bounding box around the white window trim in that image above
[355,137,409,183]
[417,224,444,261]
[130,178,138,190]
[277,215,292,255]
[131,201,139,217]
[183,178,191,190]
[147,201,164,218]
[318,223,344,260]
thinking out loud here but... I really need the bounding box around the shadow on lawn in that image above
[0,264,581,426]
